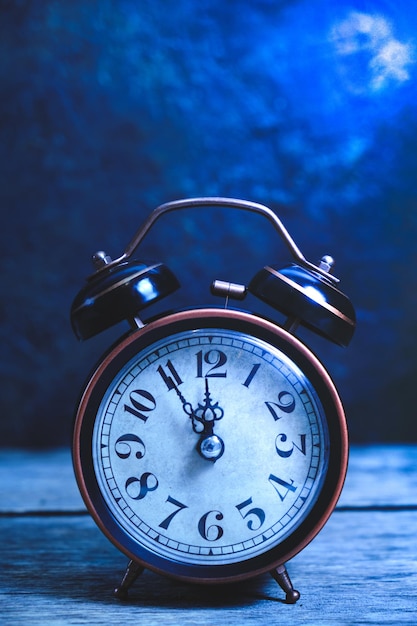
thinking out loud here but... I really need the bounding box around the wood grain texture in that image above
[1,446,416,625]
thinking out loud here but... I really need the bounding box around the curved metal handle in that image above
[103,197,338,283]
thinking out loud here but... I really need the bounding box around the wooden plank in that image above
[0,510,416,625]
[340,444,417,507]
[0,448,84,512]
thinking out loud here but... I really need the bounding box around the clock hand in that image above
[194,379,225,462]
[172,379,225,461]
[194,378,224,431]
[171,385,205,434]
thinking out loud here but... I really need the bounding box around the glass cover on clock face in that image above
[91,326,330,567]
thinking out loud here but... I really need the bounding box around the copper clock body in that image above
[73,307,348,585]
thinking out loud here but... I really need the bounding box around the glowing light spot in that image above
[137,277,157,301]
[304,286,326,305]
[330,11,414,93]
[370,39,412,89]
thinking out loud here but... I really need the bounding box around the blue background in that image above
[1,0,417,446]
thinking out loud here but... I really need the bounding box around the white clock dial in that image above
[91,326,329,567]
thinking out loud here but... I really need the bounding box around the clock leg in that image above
[270,564,300,604]
[114,559,144,600]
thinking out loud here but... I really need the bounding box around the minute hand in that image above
[193,378,224,435]
[174,379,224,435]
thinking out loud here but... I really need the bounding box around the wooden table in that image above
[1,445,416,625]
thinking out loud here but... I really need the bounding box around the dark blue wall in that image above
[2,0,417,446]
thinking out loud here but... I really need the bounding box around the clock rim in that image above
[72,307,348,584]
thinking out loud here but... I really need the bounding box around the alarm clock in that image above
[70,197,355,603]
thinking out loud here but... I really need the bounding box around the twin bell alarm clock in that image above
[70,197,355,603]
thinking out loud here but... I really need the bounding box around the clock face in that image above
[74,309,346,581]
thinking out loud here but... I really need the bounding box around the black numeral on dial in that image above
[124,389,156,422]
[198,510,224,541]
[159,496,188,530]
[114,433,146,460]
[125,472,159,500]
[242,363,261,388]
[157,360,183,391]
[236,497,265,531]
[268,474,297,501]
[275,433,307,457]
[196,350,227,378]
[265,391,296,421]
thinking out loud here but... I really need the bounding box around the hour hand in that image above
[172,386,205,433]
[174,379,225,461]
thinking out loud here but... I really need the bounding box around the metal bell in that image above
[249,258,356,347]
[70,254,180,340]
